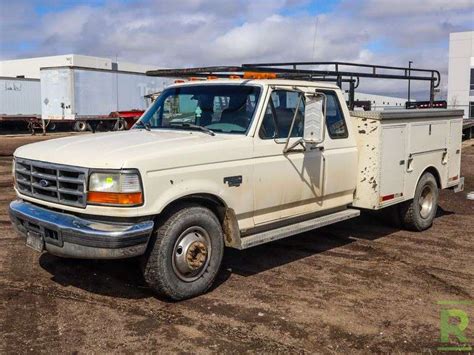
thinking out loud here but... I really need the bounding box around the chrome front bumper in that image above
[9,200,154,259]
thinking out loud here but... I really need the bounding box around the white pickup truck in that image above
[9,76,464,300]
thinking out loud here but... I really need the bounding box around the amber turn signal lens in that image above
[243,72,277,79]
[87,191,143,206]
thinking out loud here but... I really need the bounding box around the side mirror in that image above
[304,93,325,144]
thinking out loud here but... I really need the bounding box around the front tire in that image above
[399,172,439,231]
[142,204,224,300]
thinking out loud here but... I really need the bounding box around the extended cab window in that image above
[139,85,261,134]
[259,90,305,139]
[323,91,348,139]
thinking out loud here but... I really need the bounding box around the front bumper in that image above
[9,200,154,259]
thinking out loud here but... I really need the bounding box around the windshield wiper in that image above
[170,123,215,136]
[134,121,151,131]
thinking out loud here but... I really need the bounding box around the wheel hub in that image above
[186,241,208,269]
[419,185,434,219]
[172,227,211,282]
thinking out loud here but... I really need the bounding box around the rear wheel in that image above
[114,119,128,131]
[399,172,438,231]
[46,121,57,132]
[142,204,224,300]
[73,121,89,132]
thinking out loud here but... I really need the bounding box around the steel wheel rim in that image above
[419,185,434,219]
[172,226,212,282]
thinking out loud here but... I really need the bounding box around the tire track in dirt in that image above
[0,241,62,353]
[0,278,307,353]
[0,152,62,351]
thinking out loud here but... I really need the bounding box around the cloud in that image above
[350,0,474,18]
[0,0,472,98]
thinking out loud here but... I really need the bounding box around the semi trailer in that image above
[0,66,169,133]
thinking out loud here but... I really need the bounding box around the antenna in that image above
[311,16,319,61]
[115,54,119,112]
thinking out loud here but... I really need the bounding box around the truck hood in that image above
[14,129,249,169]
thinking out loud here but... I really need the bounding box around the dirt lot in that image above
[0,133,473,353]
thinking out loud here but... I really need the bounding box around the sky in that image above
[0,0,473,98]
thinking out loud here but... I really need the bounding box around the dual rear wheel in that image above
[380,172,439,231]
[399,172,439,231]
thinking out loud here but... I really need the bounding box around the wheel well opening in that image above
[158,194,241,248]
[160,194,227,222]
[423,167,441,188]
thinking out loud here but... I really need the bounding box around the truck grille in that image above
[15,158,88,208]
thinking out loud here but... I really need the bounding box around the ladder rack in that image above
[146,61,441,110]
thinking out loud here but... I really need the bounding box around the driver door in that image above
[253,89,324,225]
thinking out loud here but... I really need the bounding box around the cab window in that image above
[322,91,348,139]
[259,90,305,139]
[140,85,261,134]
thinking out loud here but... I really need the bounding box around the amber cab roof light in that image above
[243,72,277,79]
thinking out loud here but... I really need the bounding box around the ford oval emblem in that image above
[39,179,49,188]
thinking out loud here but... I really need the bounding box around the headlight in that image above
[87,170,143,206]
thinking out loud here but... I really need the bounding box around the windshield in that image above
[136,84,261,134]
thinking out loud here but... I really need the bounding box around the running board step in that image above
[238,209,360,249]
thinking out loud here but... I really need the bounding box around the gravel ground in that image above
[0,133,473,353]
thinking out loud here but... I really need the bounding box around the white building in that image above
[0,54,159,79]
[355,92,406,110]
[447,31,474,118]
[344,92,407,110]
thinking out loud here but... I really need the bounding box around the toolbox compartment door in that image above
[447,119,463,183]
[410,121,446,153]
[380,125,406,203]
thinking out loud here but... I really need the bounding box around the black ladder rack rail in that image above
[146,62,441,110]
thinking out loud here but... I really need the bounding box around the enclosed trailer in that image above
[40,66,170,121]
[0,77,41,115]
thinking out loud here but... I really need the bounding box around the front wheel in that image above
[142,204,224,300]
[399,172,439,231]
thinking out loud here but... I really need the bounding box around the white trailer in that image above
[0,77,42,132]
[40,66,170,121]
[0,77,41,116]
[0,55,171,133]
